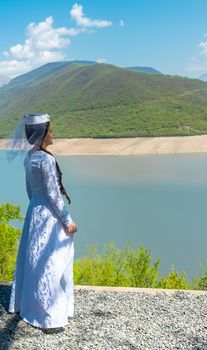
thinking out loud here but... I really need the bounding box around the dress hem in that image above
[20,314,73,329]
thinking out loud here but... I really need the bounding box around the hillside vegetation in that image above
[0,61,207,138]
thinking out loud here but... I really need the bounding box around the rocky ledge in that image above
[0,283,207,350]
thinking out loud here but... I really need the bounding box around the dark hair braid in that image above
[39,145,71,205]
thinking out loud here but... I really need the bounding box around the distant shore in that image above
[1,135,207,155]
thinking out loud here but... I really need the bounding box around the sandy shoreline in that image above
[1,135,207,155]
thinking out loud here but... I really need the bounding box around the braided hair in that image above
[39,145,71,204]
[25,121,71,204]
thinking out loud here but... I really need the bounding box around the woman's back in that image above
[24,150,54,200]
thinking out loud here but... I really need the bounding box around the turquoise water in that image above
[1,150,207,280]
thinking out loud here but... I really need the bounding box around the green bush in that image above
[0,202,24,281]
[192,260,207,290]
[74,241,161,287]
[74,243,129,286]
[124,244,160,287]
[156,266,191,289]
[74,242,207,290]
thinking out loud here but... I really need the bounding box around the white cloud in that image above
[0,16,76,77]
[96,58,107,63]
[32,50,65,66]
[186,35,207,73]
[119,19,124,27]
[0,60,31,77]
[0,3,113,78]
[70,3,112,28]
[10,16,73,60]
[10,41,34,59]
[198,41,207,56]
[27,16,76,50]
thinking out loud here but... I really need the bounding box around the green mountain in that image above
[1,61,207,138]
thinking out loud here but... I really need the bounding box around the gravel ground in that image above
[0,283,207,350]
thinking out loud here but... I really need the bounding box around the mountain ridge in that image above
[126,66,161,74]
[1,61,207,138]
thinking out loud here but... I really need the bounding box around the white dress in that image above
[8,150,74,329]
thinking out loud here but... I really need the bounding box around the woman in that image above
[7,113,77,334]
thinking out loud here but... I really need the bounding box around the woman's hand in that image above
[64,221,78,235]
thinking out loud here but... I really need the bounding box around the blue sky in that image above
[1,0,207,78]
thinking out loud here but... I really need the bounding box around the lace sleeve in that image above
[41,154,73,228]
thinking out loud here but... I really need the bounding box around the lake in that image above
[0,150,207,280]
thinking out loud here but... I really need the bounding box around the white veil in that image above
[6,114,50,163]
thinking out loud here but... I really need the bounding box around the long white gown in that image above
[8,150,74,329]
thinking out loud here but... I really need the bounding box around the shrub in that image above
[0,202,24,281]
[74,241,161,287]
[192,260,207,290]
[124,244,160,287]
[156,266,190,289]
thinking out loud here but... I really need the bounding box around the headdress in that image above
[6,113,50,163]
[24,114,50,125]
